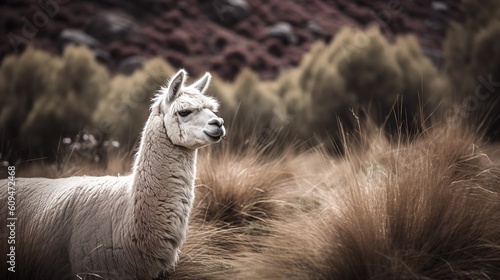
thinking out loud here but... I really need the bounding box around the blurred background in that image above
[0,0,499,175]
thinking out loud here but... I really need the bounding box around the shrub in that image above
[280,26,450,144]
[92,58,174,149]
[206,26,450,152]
[20,45,110,159]
[209,69,288,152]
[444,0,500,140]
[0,45,109,162]
[0,47,56,159]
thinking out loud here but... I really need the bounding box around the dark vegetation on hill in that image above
[1,0,461,80]
[443,0,500,140]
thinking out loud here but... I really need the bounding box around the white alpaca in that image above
[0,70,225,279]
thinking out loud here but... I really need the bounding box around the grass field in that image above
[6,119,500,279]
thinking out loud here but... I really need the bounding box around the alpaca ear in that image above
[190,72,211,95]
[167,69,187,101]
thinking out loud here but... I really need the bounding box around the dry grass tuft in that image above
[226,123,500,279]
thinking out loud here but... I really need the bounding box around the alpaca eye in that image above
[178,110,192,117]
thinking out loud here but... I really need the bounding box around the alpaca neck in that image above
[130,111,197,266]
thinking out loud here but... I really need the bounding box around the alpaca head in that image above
[156,69,226,149]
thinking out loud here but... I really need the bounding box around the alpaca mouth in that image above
[204,128,225,141]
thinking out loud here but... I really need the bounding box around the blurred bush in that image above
[209,26,450,153]
[208,69,288,152]
[0,45,109,162]
[285,27,449,142]
[444,0,500,140]
[92,58,174,149]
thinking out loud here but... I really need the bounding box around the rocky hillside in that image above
[0,0,462,80]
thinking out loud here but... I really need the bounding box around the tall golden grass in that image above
[7,117,500,279]
[166,120,500,279]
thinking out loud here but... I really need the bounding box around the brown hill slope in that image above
[0,0,461,80]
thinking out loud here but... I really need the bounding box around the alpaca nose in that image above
[209,118,224,128]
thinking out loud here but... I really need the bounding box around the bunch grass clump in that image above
[179,122,500,279]
[279,26,450,142]
[444,0,500,139]
[0,45,109,161]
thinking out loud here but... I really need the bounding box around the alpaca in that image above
[0,69,225,280]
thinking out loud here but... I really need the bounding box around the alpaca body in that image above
[1,175,133,279]
[0,70,224,279]
[0,116,196,279]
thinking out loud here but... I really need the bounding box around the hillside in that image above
[0,0,462,80]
